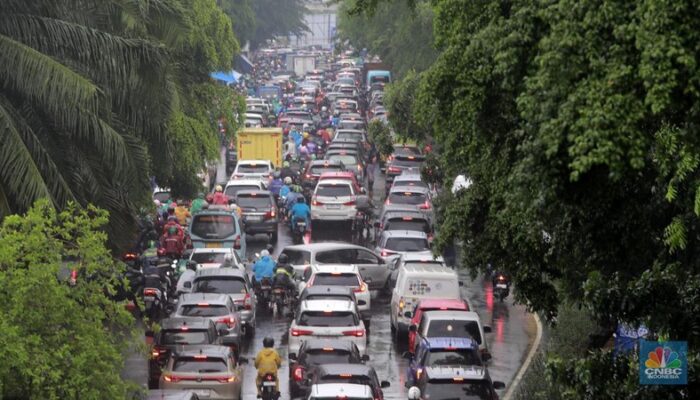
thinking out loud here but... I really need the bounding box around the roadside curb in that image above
[503,311,543,400]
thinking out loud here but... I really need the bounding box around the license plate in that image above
[296,221,306,226]
[326,204,341,209]
[263,381,276,387]
[194,390,211,397]
[496,283,507,289]
[247,215,262,222]
[206,242,222,248]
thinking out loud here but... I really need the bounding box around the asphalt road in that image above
[123,163,536,399]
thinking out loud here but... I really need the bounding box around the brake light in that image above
[354,282,367,293]
[143,288,157,296]
[312,197,323,206]
[357,164,362,171]
[265,209,276,219]
[266,374,275,381]
[339,373,353,378]
[218,376,237,383]
[124,253,137,261]
[343,200,356,206]
[197,303,209,307]
[151,347,166,358]
[416,368,423,380]
[419,201,431,210]
[498,275,506,281]
[385,199,391,205]
[291,328,313,336]
[163,375,181,383]
[194,355,207,359]
[217,316,236,328]
[244,292,252,310]
[402,217,414,221]
[342,329,365,337]
[453,377,464,382]
[388,166,400,173]
[322,347,335,351]
[306,173,312,178]
[293,367,305,381]
[234,235,241,250]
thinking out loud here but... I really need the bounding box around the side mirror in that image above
[215,324,229,336]
[186,260,198,270]
[409,324,417,332]
[361,354,370,362]
[380,381,390,388]
[493,381,506,390]
[483,325,492,333]
[404,311,412,319]
[360,187,366,194]
[288,353,297,361]
[402,351,413,360]
[184,281,192,289]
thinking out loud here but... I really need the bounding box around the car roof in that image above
[160,317,213,331]
[312,264,360,274]
[178,293,231,305]
[301,299,356,312]
[226,179,265,186]
[302,338,358,352]
[193,268,246,278]
[301,285,355,297]
[422,337,478,350]
[284,242,368,253]
[389,185,430,194]
[400,264,458,276]
[310,383,372,398]
[424,366,488,381]
[423,310,480,321]
[317,179,353,186]
[382,230,428,239]
[316,363,373,376]
[172,344,231,358]
[235,189,272,197]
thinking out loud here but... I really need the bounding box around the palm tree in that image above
[0,0,186,248]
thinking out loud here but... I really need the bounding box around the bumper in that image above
[311,209,355,221]
[243,219,277,234]
[160,382,239,400]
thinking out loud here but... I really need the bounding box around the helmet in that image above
[168,226,177,235]
[154,199,161,207]
[167,215,178,222]
[260,249,270,258]
[303,132,309,139]
[215,185,223,192]
[168,202,177,210]
[273,171,281,178]
[321,106,327,112]
[198,192,205,199]
[284,177,292,184]
[303,123,309,129]
[283,161,290,168]
[297,196,306,203]
[263,337,274,348]
[408,387,421,400]
[147,240,157,249]
[266,244,275,254]
[278,253,289,264]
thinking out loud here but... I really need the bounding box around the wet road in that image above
[123,167,536,399]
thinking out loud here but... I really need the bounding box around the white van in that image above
[390,264,461,336]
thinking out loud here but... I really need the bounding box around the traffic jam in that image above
[140,47,515,400]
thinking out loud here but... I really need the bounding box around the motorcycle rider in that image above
[280,161,296,183]
[190,193,208,214]
[284,185,304,215]
[268,171,283,198]
[252,249,276,288]
[255,337,282,397]
[289,196,311,230]
[162,215,184,237]
[272,253,296,296]
[279,176,292,200]
[160,226,184,259]
[174,201,190,226]
[211,185,229,205]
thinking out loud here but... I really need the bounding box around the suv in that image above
[406,337,482,385]
[149,318,224,388]
[386,154,425,185]
[385,185,433,221]
[235,190,278,242]
[309,364,390,400]
[159,345,246,399]
[232,160,273,180]
[375,230,432,258]
[298,264,370,313]
[303,159,346,190]
[189,268,255,337]
[308,383,373,400]
[407,298,470,353]
[289,339,368,397]
[415,310,492,361]
[172,294,241,354]
[325,150,364,181]
[311,179,359,223]
[407,366,505,400]
[223,179,266,199]
[388,172,429,195]
[376,210,432,242]
[288,299,367,357]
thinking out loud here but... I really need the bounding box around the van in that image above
[390,265,461,336]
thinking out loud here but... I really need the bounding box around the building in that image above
[290,0,338,49]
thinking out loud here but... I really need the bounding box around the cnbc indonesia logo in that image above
[643,345,683,382]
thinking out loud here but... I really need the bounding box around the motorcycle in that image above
[260,373,279,400]
[291,218,307,244]
[256,277,273,311]
[493,274,510,302]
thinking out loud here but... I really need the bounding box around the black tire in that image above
[271,231,278,244]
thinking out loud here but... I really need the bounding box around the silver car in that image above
[173,294,242,353]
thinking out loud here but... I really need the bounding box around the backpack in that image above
[164,234,180,254]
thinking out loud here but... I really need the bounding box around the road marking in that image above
[503,311,543,400]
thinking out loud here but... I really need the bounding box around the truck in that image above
[236,127,284,168]
[290,54,316,78]
[361,61,389,88]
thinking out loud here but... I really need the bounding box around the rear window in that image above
[225,185,260,197]
[426,349,482,367]
[282,249,311,265]
[179,304,229,317]
[316,184,352,197]
[339,121,364,130]
[313,273,360,286]
[192,277,247,294]
[191,252,227,265]
[328,154,358,167]
[392,157,424,167]
[427,320,482,344]
[190,214,236,239]
[388,192,427,205]
[237,164,270,173]
[311,165,344,175]
[335,132,363,142]
[298,311,357,327]
[385,218,430,233]
[305,349,353,365]
[236,193,272,208]
[385,237,430,252]
[393,146,422,156]
[173,357,227,373]
[161,330,210,345]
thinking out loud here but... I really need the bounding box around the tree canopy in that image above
[219,0,308,50]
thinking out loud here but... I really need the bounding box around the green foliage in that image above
[226,0,308,50]
[367,120,393,158]
[384,69,432,141]
[0,200,136,398]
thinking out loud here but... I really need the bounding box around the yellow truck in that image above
[236,127,284,167]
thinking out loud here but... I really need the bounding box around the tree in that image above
[384,69,432,141]
[0,200,135,398]
[249,0,308,50]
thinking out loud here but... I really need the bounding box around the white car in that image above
[308,383,373,400]
[232,160,273,180]
[298,264,370,312]
[244,113,264,127]
[288,299,367,357]
[375,230,432,258]
[311,179,358,222]
[188,248,244,270]
[223,178,267,199]
[414,310,491,359]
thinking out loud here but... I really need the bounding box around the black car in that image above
[309,363,390,400]
[302,159,346,190]
[386,154,426,184]
[288,339,368,397]
[148,318,224,388]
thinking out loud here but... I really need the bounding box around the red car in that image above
[407,298,470,353]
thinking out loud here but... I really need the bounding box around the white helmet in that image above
[321,106,328,112]
[284,177,292,184]
[407,387,421,400]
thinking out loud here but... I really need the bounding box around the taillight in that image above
[419,201,431,210]
[342,329,365,337]
[343,199,356,206]
[354,282,367,293]
[234,235,241,250]
[151,347,166,359]
[143,288,158,296]
[357,164,362,171]
[498,275,506,281]
[388,166,400,173]
[217,375,236,383]
[306,173,312,178]
[416,368,423,380]
[384,198,392,205]
[265,209,276,219]
[69,269,78,285]
[293,366,305,381]
[217,316,236,328]
[312,197,323,206]
[236,292,253,310]
[163,375,181,383]
[399,297,405,310]
[291,328,313,336]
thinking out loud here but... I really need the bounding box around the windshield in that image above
[392,157,424,168]
[311,165,344,175]
[191,252,227,264]
[191,214,236,239]
[339,121,364,130]
[313,273,360,286]
[389,192,427,205]
[173,357,227,373]
[335,132,363,142]
[192,277,247,294]
[237,164,270,173]
[179,304,229,317]
[225,185,259,197]
[316,184,352,197]
[328,154,358,166]
[385,218,430,233]
[298,311,357,327]
[385,238,430,252]
[305,349,353,365]
[426,349,482,367]
[236,194,272,209]
[427,320,482,344]
[423,380,493,400]
[162,330,210,345]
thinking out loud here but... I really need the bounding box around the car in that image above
[338,118,366,131]
[326,140,366,162]
[406,337,482,385]
[390,265,462,336]
[146,390,200,400]
[234,190,278,242]
[231,159,273,180]
[414,310,492,360]
[375,230,432,258]
[288,299,367,358]
[172,294,242,354]
[298,264,371,313]
[386,253,446,290]
[159,345,246,399]
[188,207,246,260]
[244,113,264,128]
[318,171,363,194]
[390,172,429,194]
[375,210,433,244]
[386,154,425,184]
[407,299,470,353]
[288,339,368,397]
[385,185,434,221]
[188,248,243,270]
[296,286,368,324]
[325,150,365,181]
[223,179,267,199]
[188,268,256,337]
[309,364,390,400]
[148,318,226,388]
[307,383,373,400]
[311,179,359,223]
[334,129,367,144]
[302,159,347,190]
[280,243,392,290]
[408,366,505,400]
